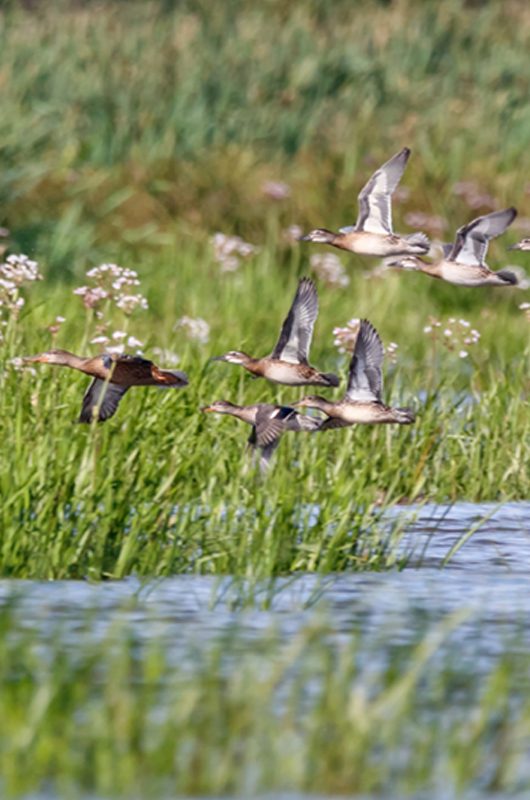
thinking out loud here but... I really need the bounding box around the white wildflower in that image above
[459,350,468,359]
[211,233,258,272]
[310,253,349,288]
[106,344,125,355]
[333,318,360,353]
[175,316,210,345]
[115,294,148,315]
[151,347,180,366]
[261,180,291,201]
[126,336,144,349]
[282,224,303,244]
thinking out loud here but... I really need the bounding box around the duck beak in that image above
[22,354,44,363]
[386,260,401,268]
[210,355,227,362]
[508,243,521,251]
[201,405,215,413]
[298,233,312,242]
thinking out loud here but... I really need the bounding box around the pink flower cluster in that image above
[423,317,480,358]
[310,253,350,288]
[74,263,148,315]
[332,318,360,353]
[452,181,497,211]
[211,233,257,273]
[0,254,43,339]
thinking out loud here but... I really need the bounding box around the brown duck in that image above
[294,320,415,429]
[388,208,518,287]
[23,349,188,422]
[202,400,321,470]
[300,148,430,258]
[212,277,339,387]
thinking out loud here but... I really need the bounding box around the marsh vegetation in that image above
[1,1,530,796]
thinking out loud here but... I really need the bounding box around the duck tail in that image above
[496,269,518,286]
[404,232,430,253]
[395,407,416,424]
[153,367,189,387]
[321,371,340,387]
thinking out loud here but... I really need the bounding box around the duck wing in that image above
[271,278,318,365]
[79,378,129,423]
[350,147,410,236]
[345,319,384,402]
[253,405,293,448]
[448,207,517,266]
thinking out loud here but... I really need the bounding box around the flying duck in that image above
[201,400,321,470]
[509,238,530,251]
[299,148,430,257]
[23,349,188,422]
[293,320,415,429]
[212,277,339,387]
[388,207,518,287]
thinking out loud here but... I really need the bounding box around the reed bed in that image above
[0,0,529,579]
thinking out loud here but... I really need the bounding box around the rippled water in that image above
[4,502,530,800]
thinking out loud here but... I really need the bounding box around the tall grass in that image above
[0,1,529,578]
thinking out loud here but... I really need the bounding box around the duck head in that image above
[386,256,424,270]
[22,348,74,366]
[299,228,337,244]
[292,395,328,409]
[508,238,530,251]
[211,350,251,365]
[201,400,239,414]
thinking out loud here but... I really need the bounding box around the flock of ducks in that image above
[24,147,530,469]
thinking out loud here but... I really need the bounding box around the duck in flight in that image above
[293,319,415,429]
[509,237,530,251]
[23,349,188,422]
[212,277,339,387]
[388,207,518,287]
[201,401,321,470]
[299,148,430,258]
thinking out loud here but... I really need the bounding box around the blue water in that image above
[4,501,530,800]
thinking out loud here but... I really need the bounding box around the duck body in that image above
[393,257,517,287]
[212,278,339,388]
[305,397,414,426]
[202,400,320,470]
[294,320,415,431]
[23,349,188,422]
[302,228,430,258]
[300,148,430,258]
[388,208,518,287]
[217,353,338,387]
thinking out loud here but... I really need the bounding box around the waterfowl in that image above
[212,277,339,387]
[300,148,430,258]
[201,400,321,470]
[509,238,530,251]
[388,207,518,287]
[23,349,188,422]
[293,320,415,430]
